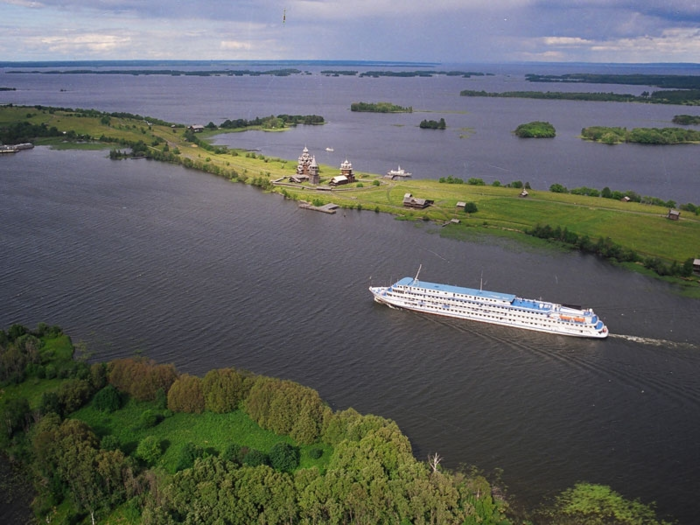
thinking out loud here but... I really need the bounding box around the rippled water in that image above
[1,147,699,522]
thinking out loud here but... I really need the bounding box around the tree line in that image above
[460,89,700,105]
[581,125,700,145]
[218,114,324,130]
[526,223,696,278]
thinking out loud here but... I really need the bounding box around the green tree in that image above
[202,368,248,413]
[463,202,478,214]
[92,384,122,413]
[269,442,300,472]
[167,373,205,413]
[1,397,30,440]
[136,435,162,466]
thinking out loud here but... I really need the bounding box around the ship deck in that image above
[396,277,516,303]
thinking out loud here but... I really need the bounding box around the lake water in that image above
[1,63,700,523]
[3,62,700,203]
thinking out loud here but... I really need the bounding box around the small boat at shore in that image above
[369,267,608,338]
[325,147,334,152]
[385,165,412,179]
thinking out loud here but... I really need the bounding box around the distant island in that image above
[460,88,700,105]
[581,126,700,145]
[7,68,304,77]
[419,118,446,129]
[350,101,413,113]
[673,114,700,125]
[514,121,556,138]
[525,73,700,90]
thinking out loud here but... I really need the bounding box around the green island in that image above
[1,104,699,296]
[7,68,304,77]
[419,118,446,129]
[514,121,556,138]
[350,101,413,113]
[672,115,700,125]
[0,323,675,524]
[524,73,700,90]
[581,126,700,145]
[460,89,700,105]
[358,70,488,78]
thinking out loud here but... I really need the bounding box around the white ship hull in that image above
[369,275,608,339]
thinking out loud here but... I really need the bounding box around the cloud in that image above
[220,41,253,51]
[27,33,132,54]
[523,26,700,62]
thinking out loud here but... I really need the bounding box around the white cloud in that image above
[542,36,594,46]
[29,33,131,54]
[220,41,253,51]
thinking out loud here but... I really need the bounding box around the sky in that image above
[2,0,700,64]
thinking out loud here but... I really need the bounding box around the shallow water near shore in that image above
[1,145,699,523]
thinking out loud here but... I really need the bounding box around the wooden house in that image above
[403,193,433,209]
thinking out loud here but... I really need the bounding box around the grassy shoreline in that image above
[2,104,698,295]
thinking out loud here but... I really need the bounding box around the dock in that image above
[298,202,340,214]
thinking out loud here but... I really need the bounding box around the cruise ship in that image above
[369,270,608,338]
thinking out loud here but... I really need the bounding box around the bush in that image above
[39,391,62,417]
[57,379,92,414]
[176,442,204,472]
[242,448,269,467]
[136,436,162,466]
[463,202,478,214]
[549,183,568,193]
[140,410,162,429]
[92,385,122,413]
[309,447,324,459]
[101,435,120,451]
[44,364,57,379]
[269,442,300,472]
[221,443,242,464]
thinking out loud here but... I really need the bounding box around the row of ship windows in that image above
[406,287,503,304]
[417,303,588,331]
[399,292,549,316]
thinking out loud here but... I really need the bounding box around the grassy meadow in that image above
[2,104,699,285]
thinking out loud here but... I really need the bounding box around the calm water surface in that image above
[1,147,699,523]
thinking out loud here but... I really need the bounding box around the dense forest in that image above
[580,126,700,145]
[672,114,700,125]
[0,324,674,524]
[419,118,446,129]
[219,114,324,129]
[513,121,556,138]
[350,101,413,113]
